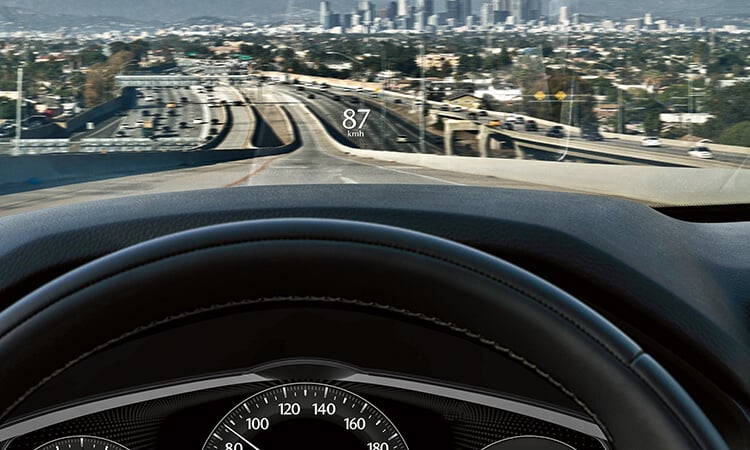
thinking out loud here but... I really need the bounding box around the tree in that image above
[78,45,107,67]
[0,96,15,120]
[719,121,750,147]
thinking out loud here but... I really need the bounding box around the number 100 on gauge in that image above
[202,382,409,450]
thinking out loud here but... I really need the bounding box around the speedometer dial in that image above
[34,436,130,450]
[203,383,409,450]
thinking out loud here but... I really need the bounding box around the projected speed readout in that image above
[202,383,409,450]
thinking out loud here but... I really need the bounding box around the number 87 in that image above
[342,109,371,130]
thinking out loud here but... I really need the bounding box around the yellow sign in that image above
[534,91,546,101]
[555,91,567,101]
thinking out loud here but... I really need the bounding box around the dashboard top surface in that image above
[0,184,748,406]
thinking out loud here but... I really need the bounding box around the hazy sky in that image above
[0,0,745,21]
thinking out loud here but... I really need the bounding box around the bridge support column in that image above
[445,128,454,155]
[477,126,489,158]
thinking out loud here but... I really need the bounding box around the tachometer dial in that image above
[203,383,408,450]
[34,436,130,450]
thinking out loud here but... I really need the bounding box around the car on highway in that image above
[524,120,538,131]
[307,93,316,99]
[582,130,604,141]
[641,136,662,147]
[144,96,155,102]
[688,143,714,159]
[452,106,463,112]
[166,102,177,108]
[193,118,204,124]
[478,110,488,117]
[393,98,402,104]
[0,6,748,450]
[488,119,502,127]
[119,122,132,129]
[501,121,515,130]
[134,120,144,128]
[114,130,127,137]
[467,112,478,120]
[546,125,566,138]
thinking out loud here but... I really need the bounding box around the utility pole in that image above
[419,38,425,154]
[14,67,22,156]
[381,44,387,150]
[688,75,694,137]
[617,88,624,134]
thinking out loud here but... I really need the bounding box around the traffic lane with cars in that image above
[110,87,216,140]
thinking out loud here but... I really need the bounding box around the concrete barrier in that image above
[0,149,259,194]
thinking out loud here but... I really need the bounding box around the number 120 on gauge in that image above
[342,109,371,130]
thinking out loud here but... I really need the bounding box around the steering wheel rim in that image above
[0,218,728,449]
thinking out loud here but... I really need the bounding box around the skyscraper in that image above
[320,1,331,28]
[387,1,398,19]
[481,3,493,28]
[417,0,434,15]
[397,0,409,16]
[446,0,459,21]
[458,0,471,24]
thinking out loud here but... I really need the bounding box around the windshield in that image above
[0,0,748,215]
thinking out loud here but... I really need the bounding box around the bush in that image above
[719,121,750,147]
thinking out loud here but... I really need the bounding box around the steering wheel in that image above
[0,218,729,449]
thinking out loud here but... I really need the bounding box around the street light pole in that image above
[14,67,22,156]
[420,39,425,154]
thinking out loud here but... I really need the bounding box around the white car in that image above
[688,145,714,159]
[193,118,204,124]
[452,106,463,112]
[143,96,155,102]
[396,135,408,143]
[119,122,132,129]
[641,137,662,147]
[134,120,144,127]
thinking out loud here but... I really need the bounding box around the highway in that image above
[0,87,561,217]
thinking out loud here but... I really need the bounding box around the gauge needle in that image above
[225,424,262,450]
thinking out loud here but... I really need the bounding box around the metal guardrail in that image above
[80,137,204,153]
[0,139,70,154]
[1,137,205,155]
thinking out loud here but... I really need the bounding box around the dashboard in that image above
[0,360,606,450]
[0,185,748,450]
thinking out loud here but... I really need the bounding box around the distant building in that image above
[417,53,461,69]
[320,1,331,28]
[444,92,482,109]
[417,0,434,15]
[446,0,459,21]
[397,0,409,16]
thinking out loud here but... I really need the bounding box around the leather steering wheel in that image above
[0,218,729,449]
